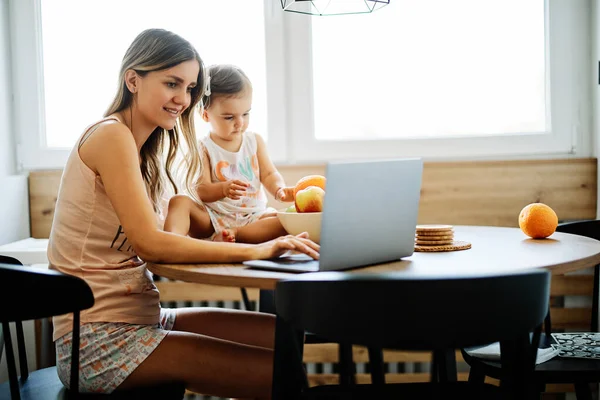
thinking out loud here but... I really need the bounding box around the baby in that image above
[164,64,294,243]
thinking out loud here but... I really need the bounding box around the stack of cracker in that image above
[414,225,471,252]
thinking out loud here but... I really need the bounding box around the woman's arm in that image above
[255,133,294,202]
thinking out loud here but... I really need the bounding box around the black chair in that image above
[0,259,186,399]
[463,219,600,400]
[271,269,551,400]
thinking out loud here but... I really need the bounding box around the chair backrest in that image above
[275,270,550,351]
[554,220,600,332]
[0,255,23,266]
[0,262,94,398]
[556,219,600,241]
[0,264,95,322]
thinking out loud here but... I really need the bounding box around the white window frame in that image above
[10,0,592,171]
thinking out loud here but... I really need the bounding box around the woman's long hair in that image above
[104,28,206,211]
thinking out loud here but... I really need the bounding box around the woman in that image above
[48,28,318,399]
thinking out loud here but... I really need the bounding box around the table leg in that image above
[240,288,254,311]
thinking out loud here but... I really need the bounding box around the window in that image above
[285,0,591,161]
[11,0,591,169]
[313,0,546,140]
[11,0,283,169]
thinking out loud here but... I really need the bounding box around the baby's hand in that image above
[222,179,249,200]
[276,187,295,202]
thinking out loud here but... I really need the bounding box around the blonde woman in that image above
[48,28,319,399]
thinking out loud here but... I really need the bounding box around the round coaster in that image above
[414,240,472,252]
[415,239,454,246]
[415,234,454,241]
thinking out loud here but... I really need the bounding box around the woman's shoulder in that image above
[78,117,137,173]
[81,117,132,146]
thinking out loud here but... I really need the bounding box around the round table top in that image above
[147,225,600,290]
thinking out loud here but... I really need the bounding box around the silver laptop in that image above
[243,158,423,273]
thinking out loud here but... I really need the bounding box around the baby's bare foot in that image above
[213,229,236,242]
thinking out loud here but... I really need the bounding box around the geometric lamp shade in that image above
[281,0,390,16]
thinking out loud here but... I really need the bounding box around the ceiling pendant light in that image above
[281,0,390,16]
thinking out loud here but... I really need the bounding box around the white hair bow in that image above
[205,75,211,96]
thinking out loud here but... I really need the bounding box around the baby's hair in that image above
[202,64,251,109]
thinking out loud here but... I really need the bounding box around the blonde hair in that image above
[104,28,206,211]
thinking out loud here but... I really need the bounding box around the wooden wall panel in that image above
[28,170,62,239]
[28,158,597,239]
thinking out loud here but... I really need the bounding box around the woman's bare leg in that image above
[172,307,275,349]
[235,217,288,244]
[118,331,272,399]
[174,308,275,400]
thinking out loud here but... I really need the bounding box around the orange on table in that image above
[294,175,326,197]
[518,203,558,239]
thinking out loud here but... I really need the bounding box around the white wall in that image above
[0,0,35,383]
[0,0,13,177]
[0,0,30,245]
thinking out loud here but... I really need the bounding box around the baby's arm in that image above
[255,133,294,202]
[196,144,248,202]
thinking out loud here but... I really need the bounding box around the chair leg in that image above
[3,321,21,400]
[467,366,485,384]
[338,343,356,386]
[0,324,3,364]
[544,305,552,337]
[15,321,28,380]
[432,349,457,383]
[240,288,254,311]
[272,316,307,400]
[574,383,593,400]
[500,334,536,400]
[367,346,385,385]
[592,264,599,332]
[71,311,80,394]
[258,289,275,313]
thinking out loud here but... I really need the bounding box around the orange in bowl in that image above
[518,203,558,239]
[277,209,322,243]
[294,175,326,197]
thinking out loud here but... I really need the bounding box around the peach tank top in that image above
[48,117,160,341]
